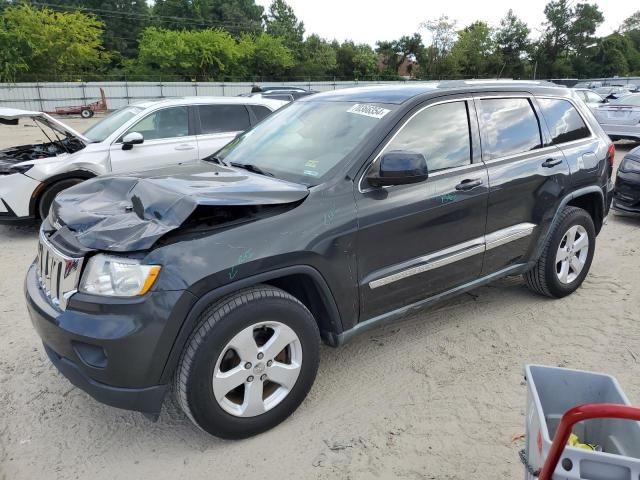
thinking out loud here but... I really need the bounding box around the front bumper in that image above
[0,173,40,222]
[613,170,640,215]
[24,263,197,414]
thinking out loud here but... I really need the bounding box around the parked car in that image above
[0,96,287,223]
[25,82,614,439]
[239,85,318,101]
[573,81,602,89]
[593,93,640,142]
[612,146,640,215]
[573,88,606,112]
[594,86,630,100]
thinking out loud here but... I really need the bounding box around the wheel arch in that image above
[29,170,96,218]
[532,186,605,263]
[159,265,344,384]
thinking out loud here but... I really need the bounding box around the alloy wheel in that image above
[212,321,302,418]
[555,225,589,284]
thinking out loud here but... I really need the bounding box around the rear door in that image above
[109,105,198,173]
[196,104,252,159]
[355,97,488,321]
[475,94,571,276]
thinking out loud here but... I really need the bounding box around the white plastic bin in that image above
[523,364,640,480]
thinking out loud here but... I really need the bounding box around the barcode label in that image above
[347,104,390,119]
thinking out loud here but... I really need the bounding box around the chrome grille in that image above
[36,229,84,310]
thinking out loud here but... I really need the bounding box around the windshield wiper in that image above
[230,162,274,177]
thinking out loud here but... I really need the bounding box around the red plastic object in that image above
[538,403,640,480]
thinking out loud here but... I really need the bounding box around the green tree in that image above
[295,34,336,78]
[376,33,424,78]
[135,27,240,79]
[621,11,640,53]
[334,41,377,79]
[450,21,499,78]
[535,0,604,77]
[592,33,640,76]
[264,0,304,53]
[419,15,458,78]
[202,0,263,35]
[153,0,197,30]
[42,0,150,58]
[236,32,293,79]
[494,9,530,78]
[0,4,108,80]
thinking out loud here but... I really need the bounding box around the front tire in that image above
[525,206,596,298]
[175,286,320,439]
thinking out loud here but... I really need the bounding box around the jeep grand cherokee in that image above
[25,81,614,439]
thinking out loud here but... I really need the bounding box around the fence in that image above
[3,77,639,112]
[0,80,410,112]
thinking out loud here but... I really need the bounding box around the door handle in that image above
[455,178,483,191]
[542,158,563,168]
[175,144,195,151]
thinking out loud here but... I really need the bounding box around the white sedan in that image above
[0,96,287,222]
[593,93,640,142]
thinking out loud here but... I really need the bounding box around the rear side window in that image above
[199,105,250,134]
[251,105,272,122]
[478,98,542,159]
[384,101,471,172]
[538,98,590,145]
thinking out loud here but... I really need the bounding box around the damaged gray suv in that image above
[25,82,614,438]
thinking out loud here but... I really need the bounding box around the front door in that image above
[355,98,489,321]
[474,95,571,275]
[109,105,198,173]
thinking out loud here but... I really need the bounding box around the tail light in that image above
[607,143,615,169]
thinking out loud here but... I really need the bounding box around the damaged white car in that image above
[0,96,287,223]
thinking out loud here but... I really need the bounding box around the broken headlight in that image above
[79,254,161,297]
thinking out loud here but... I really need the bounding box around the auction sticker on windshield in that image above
[347,104,391,119]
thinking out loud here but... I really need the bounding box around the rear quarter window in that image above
[537,98,590,145]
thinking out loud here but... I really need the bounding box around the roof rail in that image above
[437,79,561,88]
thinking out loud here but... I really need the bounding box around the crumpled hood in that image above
[50,162,309,252]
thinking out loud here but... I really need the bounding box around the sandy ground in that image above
[1,117,640,480]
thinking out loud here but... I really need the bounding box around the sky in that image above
[255,0,637,47]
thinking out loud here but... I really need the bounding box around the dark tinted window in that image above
[199,105,250,134]
[252,105,272,122]
[385,101,471,172]
[538,98,590,144]
[478,98,542,159]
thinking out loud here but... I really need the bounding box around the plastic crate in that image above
[524,364,640,480]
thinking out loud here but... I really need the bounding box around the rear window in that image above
[478,98,542,159]
[199,105,250,134]
[538,98,590,145]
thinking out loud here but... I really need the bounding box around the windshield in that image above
[83,106,144,142]
[214,100,395,185]
[611,94,640,106]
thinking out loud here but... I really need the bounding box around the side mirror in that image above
[367,151,428,187]
[122,132,144,150]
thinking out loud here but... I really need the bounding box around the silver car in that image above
[573,88,606,112]
[593,93,640,142]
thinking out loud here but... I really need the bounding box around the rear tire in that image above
[175,285,320,439]
[80,109,93,119]
[525,207,596,298]
[37,179,83,220]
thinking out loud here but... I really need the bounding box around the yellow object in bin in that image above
[568,433,602,452]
